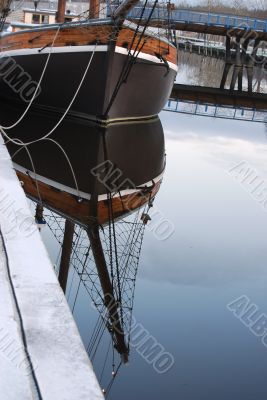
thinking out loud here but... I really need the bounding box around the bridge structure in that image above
[178,36,267,61]
[129,7,267,95]
[165,83,267,122]
[130,5,267,121]
[164,98,267,123]
[129,7,267,36]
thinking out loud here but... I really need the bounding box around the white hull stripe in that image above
[1,45,178,72]
[115,46,178,72]
[13,162,164,201]
[1,45,108,57]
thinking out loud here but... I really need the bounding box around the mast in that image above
[58,219,75,293]
[89,0,100,19]
[56,0,66,23]
[87,154,129,363]
[87,226,129,363]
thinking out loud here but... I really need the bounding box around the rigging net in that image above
[40,200,153,395]
[43,201,151,358]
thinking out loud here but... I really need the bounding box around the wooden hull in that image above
[0,20,177,120]
[16,169,162,226]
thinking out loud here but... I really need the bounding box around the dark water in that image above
[41,109,267,399]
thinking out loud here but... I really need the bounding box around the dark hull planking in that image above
[0,21,177,120]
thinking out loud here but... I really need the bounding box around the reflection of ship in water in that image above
[5,103,165,226]
[3,102,165,392]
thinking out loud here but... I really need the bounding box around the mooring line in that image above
[0,43,97,147]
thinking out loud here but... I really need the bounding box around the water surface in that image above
[42,110,267,399]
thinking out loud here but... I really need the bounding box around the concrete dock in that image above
[0,135,103,399]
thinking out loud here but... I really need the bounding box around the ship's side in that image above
[106,22,177,120]
[0,20,114,119]
[0,19,177,121]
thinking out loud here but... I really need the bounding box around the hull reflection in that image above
[3,103,165,225]
[2,100,166,385]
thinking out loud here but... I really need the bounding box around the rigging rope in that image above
[42,193,153,397]
[10,136,82,200]
[71,246,91,313]
[0,42,98,146]
[1,25,61,130]
[104,0,159,117]
[10,138,43,204]
[105,361,122,398]
[100,339,112,384]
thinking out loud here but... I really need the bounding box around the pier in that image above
[129,6,267,103]
[166,84,267,122]
[170,84,267,110]
[177,35,267,61]
[0,136,103,400]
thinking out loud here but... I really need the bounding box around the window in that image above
[32,14,40,23]
[41,15,49,23]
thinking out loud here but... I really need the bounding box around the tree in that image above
[0,0,10,12]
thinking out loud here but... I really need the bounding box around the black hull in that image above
[2,101,165,196]
[0,49,176,120]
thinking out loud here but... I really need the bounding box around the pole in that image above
[56,0,66,23]
[89,0,100,19]
[58,219,75,293]
[230,36,241,92]
[220,35,231,90]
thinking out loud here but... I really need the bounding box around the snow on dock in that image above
[0,135,104,400]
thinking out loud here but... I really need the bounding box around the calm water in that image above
[39,48,267,399]
[42,110,267,399]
